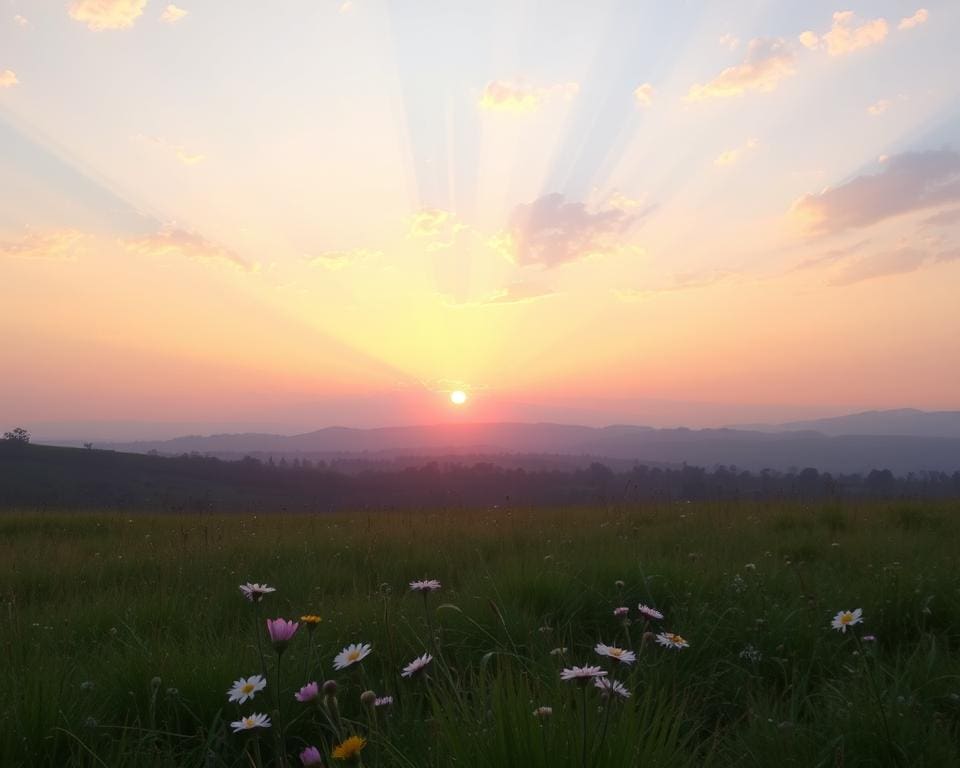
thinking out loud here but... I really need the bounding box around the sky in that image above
[2,1,960,440]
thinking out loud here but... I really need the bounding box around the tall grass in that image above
[1,500,958,766]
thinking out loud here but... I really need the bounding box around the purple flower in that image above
[295,681,319,703]
[266,618,299,652]
[300,745,323,766]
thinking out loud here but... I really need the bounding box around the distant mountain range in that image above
[734,409,960,439]
[94,410,960,474]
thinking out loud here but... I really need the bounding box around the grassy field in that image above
[2,501,959,767]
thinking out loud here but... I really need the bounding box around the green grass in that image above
[2,501,959,766]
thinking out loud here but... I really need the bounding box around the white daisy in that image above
[831,608,864,633]
[549,647,568,656]
[227,674,266,704]
[533,706,553,717]
[375,695,393,708]
[230,712,271,733]
[613,606,629,617]
[409,579,442,592]
[239,583,275,602]
[401,653,433,678]
[594,677,631,699]
[655,632,689,649]
[560,665,607,682]
[594,642,637,664]
[637,604,664,620]
[333,642,373,670]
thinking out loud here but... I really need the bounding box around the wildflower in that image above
[401,653,433,678]
[239,583,275,602]
[613,606,629,617]
[360,690,377,708]
[300,746,323,766]
[655,632,689,649]
[230,713,271,733]
[863,634,877,642]
[374,695,393,708]
[227,674,266,704]
[560,665,607,683]
[549,647,568,656]
[533,705,553,717]
[739,645,762,663]
[594,677,631,699]
[614,579,625,589]
[333,642,372,670]
[300,614,322,629]
[295,681,320,703]
[744,563,757,571]
[594,642,636,664]
[638,604,664,620]
[409,579,442,592]
[331,735,366,761]
[323,679,338,696]
[831,608,863,633]
[266,618,299,652]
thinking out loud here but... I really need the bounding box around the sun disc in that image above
[450,390,468,405]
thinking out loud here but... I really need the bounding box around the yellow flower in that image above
[332,735,366,761]
[300,614,322,628]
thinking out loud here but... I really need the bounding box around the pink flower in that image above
[613,606,629,617]
[266,618,299,652]
[638,604,664,621]
[295,681,319,703]
[300,745,323,766]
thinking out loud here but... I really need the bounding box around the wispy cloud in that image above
[687,38,795,101]
[13,14,28,27]
[799,11,888,57]
[138,135,205,166]
[831,246,930,285]
[69,0,147,30]
[633,83,655,107]
[478,80,579,113]
[306,248,381,270]
[898,9,929,31]
[122,228,252,271]
[160,4,189,24]
[0,230,86,260]
[867,99,891,116]
[715,138,759,167]
[615,269,734,301]
[791,149,960,234]
[793,239,871,271]
[922,207,960,229]
[493,193,641,268]
[0,70,18,89]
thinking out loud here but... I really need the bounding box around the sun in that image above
[450,390,468,405]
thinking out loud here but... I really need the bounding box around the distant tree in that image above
[2,427,30,443]
[83,442,94,450]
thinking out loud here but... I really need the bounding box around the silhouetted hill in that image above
[93,421,960,474]
[735,409,960,438]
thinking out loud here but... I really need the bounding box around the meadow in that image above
[2,500,959,767]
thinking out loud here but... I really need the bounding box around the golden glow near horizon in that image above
[1,2,959,437]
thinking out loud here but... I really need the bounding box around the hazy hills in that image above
[94,410,960,474]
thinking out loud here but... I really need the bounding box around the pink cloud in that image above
[687,38,795,101]
[0,230,86,260]
[0,69,18,88]
[799,11,888,56]
[69,0,147,31]
[479,80,579,113]
[122,228,252,270]
[898,9,928,31]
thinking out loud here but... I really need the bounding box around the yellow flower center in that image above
[840,613,853,624]
[241,683,255,694]
[243,718,254,728]
[610,648,623,657]
[348,650,361,661]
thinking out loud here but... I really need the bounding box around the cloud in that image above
[922,207,960,228]
[494,193,642,268]
[14,14,28,26]
[793,238,871,271]
[899,9,929,31]
[799,11,888,56]
[160,4,188,24]
[719,33,739,50]
[867,99,891,116]
[480,282,558,306]
[687,38,795,101]
[69,0,147,30]
[406,208,467,254]
[122,228,252,270]
[633,83,655,107]
[307,248,380,270]
[715,138,758,167]
[831,246,929,285]
[339,1,353,13]
[615,269,734,301]
[139,135,205,165]
[0,70,18,89]
[478,80,579,113]
[791,149,960,234]
[0,230,86,260]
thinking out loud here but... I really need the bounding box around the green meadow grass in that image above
[2,501,959,767]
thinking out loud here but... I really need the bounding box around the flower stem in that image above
[853,632,902,767]
[254,603,267,680]
[580,684,589,768]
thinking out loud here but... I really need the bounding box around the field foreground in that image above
[2,502,959,767]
